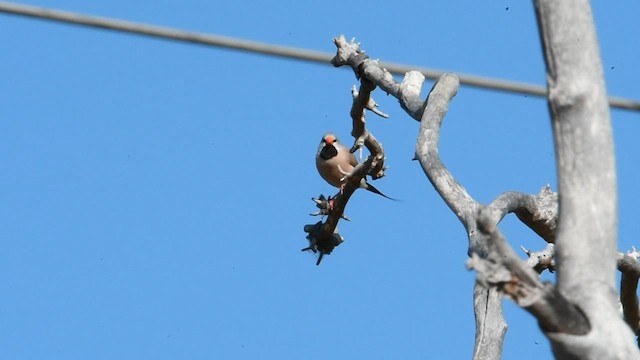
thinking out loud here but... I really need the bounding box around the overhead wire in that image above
[0,1,638,111]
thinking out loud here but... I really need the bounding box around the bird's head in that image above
[321,133,338,145]
[318,133,339,159]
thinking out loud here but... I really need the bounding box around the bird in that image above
[316,132,394,200]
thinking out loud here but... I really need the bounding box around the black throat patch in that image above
[320,144,338,160]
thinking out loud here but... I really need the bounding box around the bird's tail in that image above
[364,182,396,200]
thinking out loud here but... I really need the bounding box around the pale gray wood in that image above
[535,0,640,358]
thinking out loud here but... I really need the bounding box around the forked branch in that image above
[303,47,389,265]
[472,208,589,334]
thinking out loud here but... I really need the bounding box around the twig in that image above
[618,249,640,334]
[352,85,389,119]
[484,187,558,244]
[522,243,556,273]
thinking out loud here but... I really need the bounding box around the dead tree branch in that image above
[522,243,556,273]
[303,46,389,265]
[485,187,558,244]
[332,35,509,359]
[535,0,640,358]
[618,249,640,336]
[352,85,389,119]
[472,208,589,334]
[415,73,479,237]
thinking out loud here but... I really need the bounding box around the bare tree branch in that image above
[330,32,640,358]
[618,249,640,336]
[415,73,480,235]
[352,85,390,119]
[534,0,640,358]
[536,0,616,288]
[512,239,640,337]
[472,283,506,360]
[331,35,508,359]
[485,187,558,244]
[472,208,589,334]
[332,36,427,121]
[413,73,507,360]
[522,243,556,273]
[518,241,640,336]
[303,46,389,265]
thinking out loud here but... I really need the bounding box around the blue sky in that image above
[1,1,639,359]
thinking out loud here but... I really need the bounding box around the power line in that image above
[1,1,638,112]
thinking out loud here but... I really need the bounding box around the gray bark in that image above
[534,0,640,358]
[415,73,507,360]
